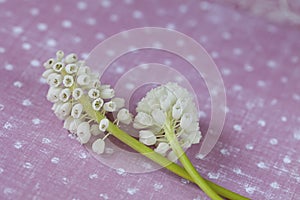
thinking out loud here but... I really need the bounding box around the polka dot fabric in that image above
[0,0,300,199]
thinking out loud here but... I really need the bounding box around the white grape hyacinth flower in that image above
[43,50,132,155]
[134,82,202,159]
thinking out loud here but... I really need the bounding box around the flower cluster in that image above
[133,82,202,161]
[42,50,132,154]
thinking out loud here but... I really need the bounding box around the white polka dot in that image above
[47,39,57,47]
[244,64,253,72]
[220,148,230,156]
[222,31,231,40]
[127,188,139,195]
[30,8,39,16]
[0,0,6,4]
[132,10,143,19]
[208,172,220,179]
[106,50,115,57]
[267,60,277,68]
[62,20,72,28]
[110,14,119,22]
[179,4,187,13]
[257,80,266,87]
[152,41,162,49]
[233,48,242,56]
[245,186,256,194]
[95,32,105,40]
[166,23,175,30]
[72,36,81,43]
[200,1,210,10]
[291,56,299,63]
[211,51,219,59]
[30,59,40,67]
[32,118,41,125]
[3,122,12,130]
[283,156,291,164]
[22,99,32,106]
[80,53,89,60]
[3,187,15,195]
[39,77,47,84]
[62,177,69,184]
[124,0,133,4]
[99,193,109,199]
[245,144,254,150]
[115,66,124,74]
[89,173,98,179]
[51,157,60,164]
[86,18,96,26]
[221,68,231,76]
[0,47,5,53]
[270,99,277,106]
[42,138,51,144]
[293,129,300,140]
[257,119,266,127]
[12,26,23,35]
[37,23,47,31]
[22,42,31,50]
[233,124,242,132]
[0,104,4,111]
[79,151,87,159]
[126,83,134,90]
[153,183,163,191]
[232,84,242,91]
[116,168,126,176]
[292,93,300,101]
[187,55,195,62]
[200,35,207,43]
[23,162,34,169]
[233,168,242,174]
[270,182,280,189]
[4,63,13,71]
[269,138,278,145]
[101,0,111,8]
[281,116,287,122]
[77,1,87,10]
[257,161,268,169]
[14,141,23,149]
[280,76,288,83]
[0,167,3,174]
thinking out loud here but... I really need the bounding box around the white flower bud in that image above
[139,130,156,145]
[72,88,83,100]
[167,150,178,162]
[47,87,61,103]
[65,53,78,64]
[88,88,100,99]
[77,74,90,86]
[52,62,64,72]
[42,69,54,78]
[189,130,202,144]
[154,142,169,155]
[71,103,83,119]
[77,122,91,144]
[69,118,82,133]
[92,98,104,111]
[92,138,105,154]
[180,113,193,130]
[43,58,55,68]
[117,108,132,125]
[77,66,90,75]
[89,79,100,88]
[133,112,153,129]
[111,98,125,109]
[54,102,71,120]
[63,116,73,130]
[56,50,64,61]
[99,118,109,132]
[65,64,78,74]
[63,75,74,87]
[172,102,183,120]
[103,101,117,112]
[151,109,166,126]
[100,88,115,99]
[59,88,71,102]
[90,124,103,136]
[47,73,62,87]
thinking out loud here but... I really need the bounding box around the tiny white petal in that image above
[88,88,100,99]
[133,112,153,129]
[92,98,104,111]
[92,139,105,154]
[47,73,62,87]
[42,69,54,78]
[77,66,90,75]
[63,75,74,87]
[154,142,169,155]
[172,102,183,120]
[77,122,91,144]
[99,118,109,132]
[151,109,166,126]
[65,53,78,64]
[56,50,64,61]
[52,62,64,72]
[180,113,193,130]
[71,103,83,119]
[65,64,78,74]
[100,88,115,99]
[112,98,125,109]
[43,58,55,68]
[69,119,82,133]
[72,88,83,100]
[117,108,132,125]
[103,101,117,112]
[90,124,102,136]
[59,88,71,102]
[167,150,178,162]
[47,87,61,103]
[55,102,72,120]
[139,130,156,145]
[77,74,90,86]
[63,116,73,130]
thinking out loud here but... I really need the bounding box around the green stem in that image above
[79,96,249,200]
[164,118,223,200]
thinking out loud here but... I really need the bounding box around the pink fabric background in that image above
[0,0,300,199]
